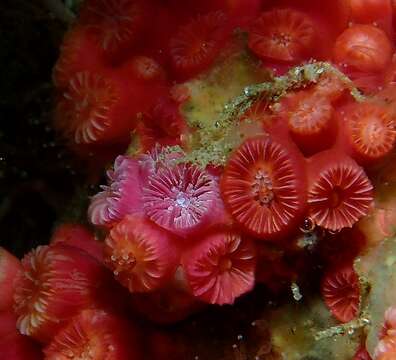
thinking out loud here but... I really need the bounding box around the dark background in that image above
[0,0,89,257]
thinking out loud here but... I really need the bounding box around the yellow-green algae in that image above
[355,236,396,357]
[263,296,360,360]
[181,59,364,168]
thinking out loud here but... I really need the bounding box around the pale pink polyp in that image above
[88,155,144,227]
[374,306,396,359]
[374,335,396,359]
[142,163,225,237]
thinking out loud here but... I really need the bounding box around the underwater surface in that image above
[2,0,396,359]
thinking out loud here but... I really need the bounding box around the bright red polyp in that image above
[333,24,392,73]
[52,26,105,89]
[55,71,131,145]
[104,215,179,293]
[182,230,256,305]
[285,92,337,156]
[321,263,360,323]
[169,11,231,79]
[78,0,150,63]
[307,152,374,231]
[50,223,103,262]
[44,309,140,360]
[349,0,392,32]
[342,102,396,165]
[221,136,307,240]
[135,95,188,152]
[248,9,315,63]
[127,56,164,81]
[0,248,21,312]
[13,244,107,343]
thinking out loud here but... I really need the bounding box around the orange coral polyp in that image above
[78,0,151,63]
[182,229,256,305]
[221,135,307,240]
[54,69,161,146]
[341,102,396,165]
[44,309,141,360]
[104,215,180,293]
[169,11,231,79]
[13,244,108,343]
[307,151,374,231]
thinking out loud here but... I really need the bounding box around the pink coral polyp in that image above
[104,215,179,293]
[375,335,396,360]
[182,230,256,305]
[142,163,225,237]
[88,155,143,227]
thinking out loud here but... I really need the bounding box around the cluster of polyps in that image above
[3,0,396,358]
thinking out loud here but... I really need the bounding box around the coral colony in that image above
[5,0,396,359]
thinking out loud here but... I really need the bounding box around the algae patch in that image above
[181,60,363,168]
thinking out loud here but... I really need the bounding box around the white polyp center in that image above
[175,191,191,208]
[252,169,274,205]
[362,117,386,144]
[273,32,292,47]
[110,251,136,275]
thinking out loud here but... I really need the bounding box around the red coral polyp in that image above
[248,8,315,63]
[221,135,307,240]
[50,223,103,262]
[44,309,140,360]
[169,11,231,79]
[143,163,225,238]
[182,229,256,305]
[13,244,108,343]
[54,71,132,145]
[333,24,392,73]
[88,155,144,227]
[135,96,188,152]
[341,102,396,166]
[307,152,374,231]
[285,91,337,156]
[104,215,179,293]
[0,247,22,312]
[78,0,151,63]
[321,263,360,323]
[52,25,105,89]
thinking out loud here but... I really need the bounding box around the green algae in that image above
[180,60,363,168]
[266,296,360,360]
[355,236,396,357]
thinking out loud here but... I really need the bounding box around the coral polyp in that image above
[44,309,140,360]
[248,8,315,62]
[104,215,179,293]
[11,0,396,358]
[182,230,256,305]
[221,136,306,240]
[143,163,224,237]
[307,153,374,231]
[55,71,119,145]
[13,244,107,342]
[169,11,230,79]
[342,102,396,165]
[79,0,149,60]
[321,263,360,323]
